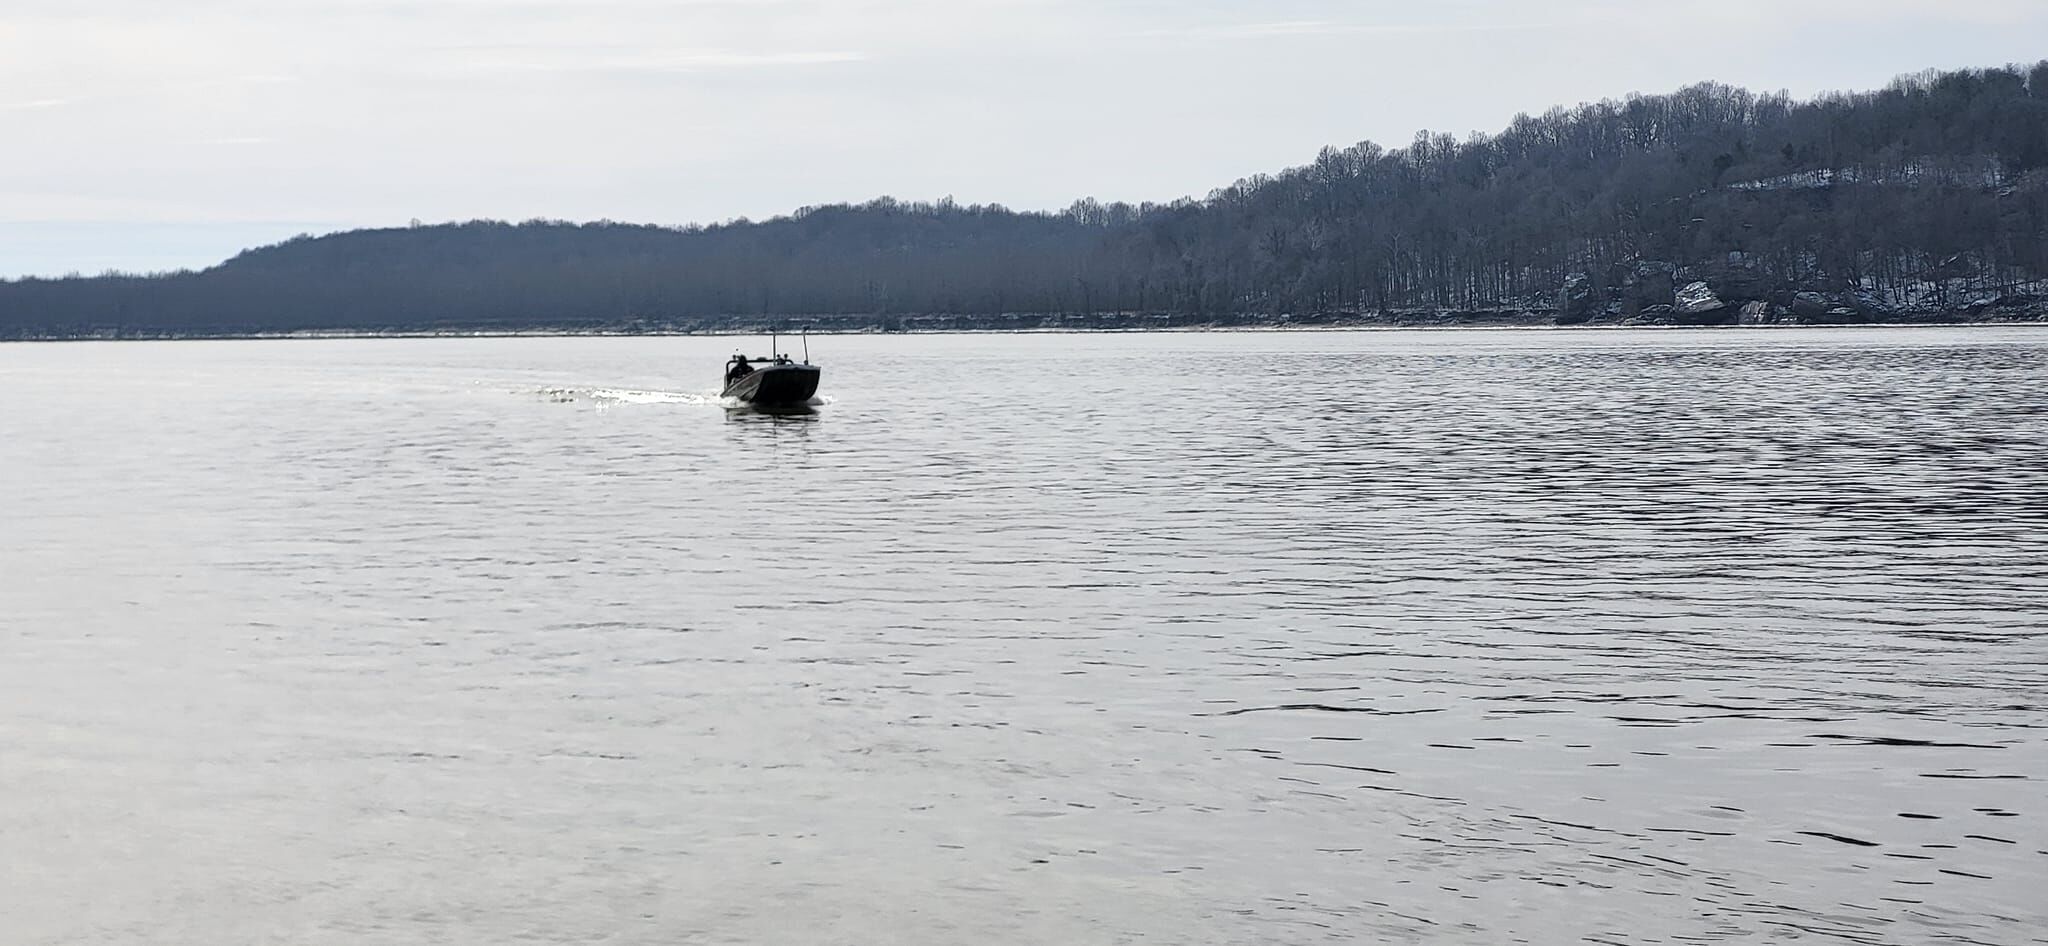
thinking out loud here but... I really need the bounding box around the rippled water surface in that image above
[3,328,2045,945]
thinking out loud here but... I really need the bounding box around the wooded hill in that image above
[5,62,2047,337]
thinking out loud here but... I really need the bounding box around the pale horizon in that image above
[4,0,2044,277]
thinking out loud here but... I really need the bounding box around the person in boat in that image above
[725,355,755,385]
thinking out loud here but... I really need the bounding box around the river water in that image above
[1,328,2043,945]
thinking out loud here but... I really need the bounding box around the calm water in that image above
[2,328,2044,945]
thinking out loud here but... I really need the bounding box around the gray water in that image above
[1,328,2043,945]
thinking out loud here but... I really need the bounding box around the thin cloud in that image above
[1193,20,1337,38]
[1149,20,1550,40]
[0,97,75,111]
[428,44,866,75]
[1562,0,2044,29]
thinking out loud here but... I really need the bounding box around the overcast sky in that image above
[3,0,2043,276]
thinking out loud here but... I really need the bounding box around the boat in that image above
[721,331,822,409]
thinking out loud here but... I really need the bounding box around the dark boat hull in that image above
[722,364,821,408]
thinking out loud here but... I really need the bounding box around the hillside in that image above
[4,62,2046,338]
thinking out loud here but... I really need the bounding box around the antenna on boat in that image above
[802,327,810,365]
[771,328,778,360]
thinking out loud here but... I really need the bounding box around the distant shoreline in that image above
[11,63,2047,351]
[6,318,2046,343]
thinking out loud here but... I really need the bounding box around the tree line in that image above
[4,61,2046,338]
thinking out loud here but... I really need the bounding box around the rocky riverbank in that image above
[1553,255,2048,327]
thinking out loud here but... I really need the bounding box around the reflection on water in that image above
[0,328,2043,945]
[724,403,821,421]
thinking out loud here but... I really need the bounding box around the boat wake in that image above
[533,386,724,406]
[533,387,832,411]
[722,394,834,409]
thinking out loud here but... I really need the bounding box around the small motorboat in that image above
[721,332,821,408]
